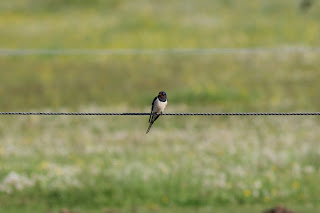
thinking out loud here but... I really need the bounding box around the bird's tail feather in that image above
[146,122,154,134]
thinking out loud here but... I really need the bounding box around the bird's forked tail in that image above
[146,122,154,134]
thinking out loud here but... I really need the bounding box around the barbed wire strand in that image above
[1,47,320,56]
[0,112,319,116]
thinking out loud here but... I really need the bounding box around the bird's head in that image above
[158,91,167,101]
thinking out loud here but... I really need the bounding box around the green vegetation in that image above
[1,114,320,212]
[1,54,320,111]
[1,0,320,48]
[0,0,320,212]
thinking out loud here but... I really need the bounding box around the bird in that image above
[146,91,167,134]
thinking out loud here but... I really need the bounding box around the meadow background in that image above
[0,0,320,212]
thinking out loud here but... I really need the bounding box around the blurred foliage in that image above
[0,1,320,212]
[0,54,319,111]
[0,0,319,111]
[0,113,320,212]
[300,0,315,12]
[0,0,319,48]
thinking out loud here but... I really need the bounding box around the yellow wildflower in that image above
[244,189,251,197]
[293,181,300,189]
[162,196,168,204]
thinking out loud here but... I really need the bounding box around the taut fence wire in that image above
[0,112,320,116]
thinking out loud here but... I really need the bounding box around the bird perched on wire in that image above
[146,91,167,134]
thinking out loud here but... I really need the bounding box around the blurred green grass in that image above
[0,0,319,111]
[0,0,320,48]
[0,113,320,212]
[1,0,320,212]
[0,54,319,111]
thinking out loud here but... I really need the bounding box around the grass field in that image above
[1,0,320,48]
[1,53,320,112]
[0,0,320,212]
[1,111,320,212]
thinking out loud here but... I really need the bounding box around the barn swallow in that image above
[146,91,167,134]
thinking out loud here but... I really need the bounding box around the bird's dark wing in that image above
[152,114,160,123]
[149,97,157,123]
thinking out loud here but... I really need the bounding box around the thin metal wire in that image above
[1,47,320,56]
[0,112,319,116]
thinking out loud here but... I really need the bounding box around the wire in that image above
[1,47,320,56]
[0,112,319,116]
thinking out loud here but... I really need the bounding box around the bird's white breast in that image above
[153,98,167,113]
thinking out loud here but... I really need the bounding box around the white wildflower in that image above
[0,172,35,194]
[253,180,262,189]
[304,165,314,174]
